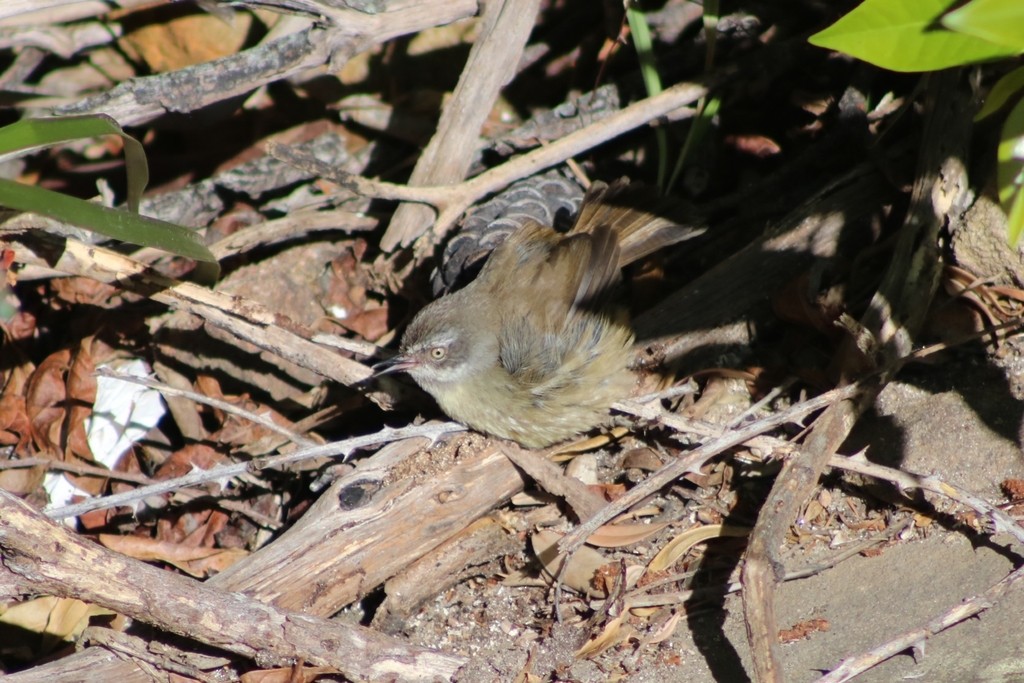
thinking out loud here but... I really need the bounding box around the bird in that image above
[374,180,701,448]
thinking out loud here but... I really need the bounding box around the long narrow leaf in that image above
[976,65,1024,121]
[0,115,149,212]
[626,3,668,191]
[0,178,217,274]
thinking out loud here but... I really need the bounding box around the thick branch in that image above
[0,490,466,680]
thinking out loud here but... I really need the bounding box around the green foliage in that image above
[0,115,218,282]
[808,0,1022,72]
[0,116,149,212]
[975,65,1024,121]
[665,0,720,195]
[667,95,720,194]
[942,0,1024,51]
[977,67,1024,243]
[997,98,1024,243]
[810,0,1024,243]
[629,0,721,195]
[626,2,668,190]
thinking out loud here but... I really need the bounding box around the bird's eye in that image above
[429,346,447,361]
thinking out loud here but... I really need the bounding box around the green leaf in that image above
[626,2,668,190]
[997,97,1024,243]
[0,115,148,212]
[0,179,219,280]
[667,94,720,194]
[702,0,719,68]
[1006,182,1024,245]
[976,65,1024,121]
[809,0,1021,72]
[942,0,1024,51]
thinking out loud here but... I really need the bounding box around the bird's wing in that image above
[481,221,583,309]
[572,179,706,268]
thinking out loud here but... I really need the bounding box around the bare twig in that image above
[381,0,543,250]
[327,78,711,255]
[620,516,915,609]
[500,443,606,521]
[0,457,152,485]
[93,367,317,448]
[558,383,863,555]
[0,0,158,25]
[207,208,377,261]
[53,0,478,126]
[2,232,376,389]
[818,564,1024,683]
[44,422,463,519]
[832,456,1024,548]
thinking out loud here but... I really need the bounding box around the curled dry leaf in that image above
[621,446,664,471]
[63,341,97,463]
[647,524,751,574]
[639,610,683,647]
[590,481,627,501]
[98,534,248,578]
[724,132,782,158]
[585,521,669,548]
[22,340,106,497]
[50,277,119,307]
[239,666,341,683]
[0,595,112,645]
[0,462,45,498]
[25,348,74,457]
[208,397,291,447]
[531,529,611,598]
[155,443,227,480]
[0,394,31,450]
[320,239,390,341]
[575,612,633,658]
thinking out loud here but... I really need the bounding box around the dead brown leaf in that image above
[647,524,750,574]
[531,529,611,598]
[588,482,627,501]
[0,394,31,450]
[724,133,782,158]
[64,341,97,464]
[320,240,390,341]
[25,348,72,456]
[50,277,120,307]
[585,521,668,548]
[179,508,230,548]
[778,617,830,643]
[575,612,633,658]
[3,309,38,341]
[155,444,227,480]
[23,340,99,485]
[0,462,45,497]
[98,534,248,578]
[0,595,112,644]
[1001,478,1024,500]
[239,665,339,683]
[119,8,252,74]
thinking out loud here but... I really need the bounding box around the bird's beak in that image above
[371,353,416,377]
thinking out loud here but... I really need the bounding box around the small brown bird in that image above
[374,181,700,448]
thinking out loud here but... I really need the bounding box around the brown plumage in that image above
[374,180,700,447]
